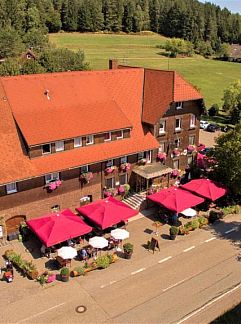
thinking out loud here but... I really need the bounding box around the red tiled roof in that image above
[0,68,159,184]
[142,69,203,124]
[2,74,133,145]
[142,69,174,124]
[174,72,203,102]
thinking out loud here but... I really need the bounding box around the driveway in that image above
[199,129,222,147]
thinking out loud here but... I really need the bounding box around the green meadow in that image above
[49,32,241,107]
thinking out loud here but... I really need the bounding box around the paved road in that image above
[1,216,240,324]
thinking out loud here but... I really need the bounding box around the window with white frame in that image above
[189,135,195,145]
[42,143,51,155]
[81,165,89,173]
[176,102,183,110]
[173,159,179,169]
[45,172,59,184]
[145,150,152,163]
[119,173,127,185]
[188,156,193,165]
[86,135,94,145]
[190,114,196,128]
[116,130,123,139]
[55,140,64,152]
[74,137,82,148]
[6,182,17,194]
[104,132,111,142]
[138,152,144,160]
[106,177,114,188]
[175,118,181,131]
[174,138,181,148]
[120,156,127,164]
[106,159,113,167]
[159,120,166,135]
[158,142,165,153]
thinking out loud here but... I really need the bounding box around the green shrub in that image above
[184,221,193,231]
[123,243,134,253]
[60,267,70,276]
[96,255,110,269]
[170,226,179,236]
[198,216,208,227]
[191,219,200,230]
[73,266,85,276]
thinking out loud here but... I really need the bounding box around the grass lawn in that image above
[49,32,241,107]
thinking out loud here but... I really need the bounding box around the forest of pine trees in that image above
[0,0,240,49]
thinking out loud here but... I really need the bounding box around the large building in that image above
[0,60,203,236]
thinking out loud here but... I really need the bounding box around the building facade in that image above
[0,61,203,235]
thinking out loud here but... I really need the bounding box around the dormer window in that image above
[176,102,183,110]
[86,135,94,145]
[55,140,64,152]
[42,143,51,155]
[6,182,17,194]
[190,114,196,128]
[104,132,111,142]
[81,165,89,173]
[74,137,82,148]
[45,172,59,184]
[106,159,113,167]
[159,120,166,135]
[116,130,123,139]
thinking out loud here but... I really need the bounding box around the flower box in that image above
[105,166,116,175]
[47,180,62,191]
[187,145,196,153]
[118,185,125,195]
[172,149,181,158]
[157,152,166,162]
[80,172,93,183]
[103,188,118,197]
[171,169,179,178]
[120,163,131,172]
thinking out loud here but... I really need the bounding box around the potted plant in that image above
[96,255,110,269]
[118,185,125,195]
[171,169,179,178]
[198,216,208,228]
[123,243,134,259]
[169,226,179,240]
[105,166,116,175]
[60,267,70,282]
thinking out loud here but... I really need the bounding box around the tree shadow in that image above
[208,219,241,259]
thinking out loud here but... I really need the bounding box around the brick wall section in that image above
[152,100,201,170]
[0,153,141,220]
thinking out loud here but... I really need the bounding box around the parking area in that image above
[199,129,222,147]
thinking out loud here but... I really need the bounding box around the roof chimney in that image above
[44,89,50,100]
[109,59,119,70]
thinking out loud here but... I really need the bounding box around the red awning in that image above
[76,197,138,230]
[181,178,227,201]
[147,186,205,212]
[27,209,92,247]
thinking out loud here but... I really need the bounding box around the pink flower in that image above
[49,182,57,191]
[55,180,62,187]
[157,152,166,161]
[118,185,125,194]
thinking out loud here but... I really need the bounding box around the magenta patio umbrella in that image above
[181,178,227,201]
[147,186,205,213]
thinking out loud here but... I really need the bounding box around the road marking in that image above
[162,277,193,292]
[16,302,65,323]
[100,284,106,289]
[109,280,117,285]
[225,228,236,234]
[176,282,241,324]
[183,246,195,252]
[204,237,216,243]
[158,256,172,263]
[131,268,146,275]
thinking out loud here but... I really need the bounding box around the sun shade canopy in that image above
[133,163,173,179]
[181,178,227,201]
[27,209,92,247]
[76,196,138,230]
[147,186,205,212]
